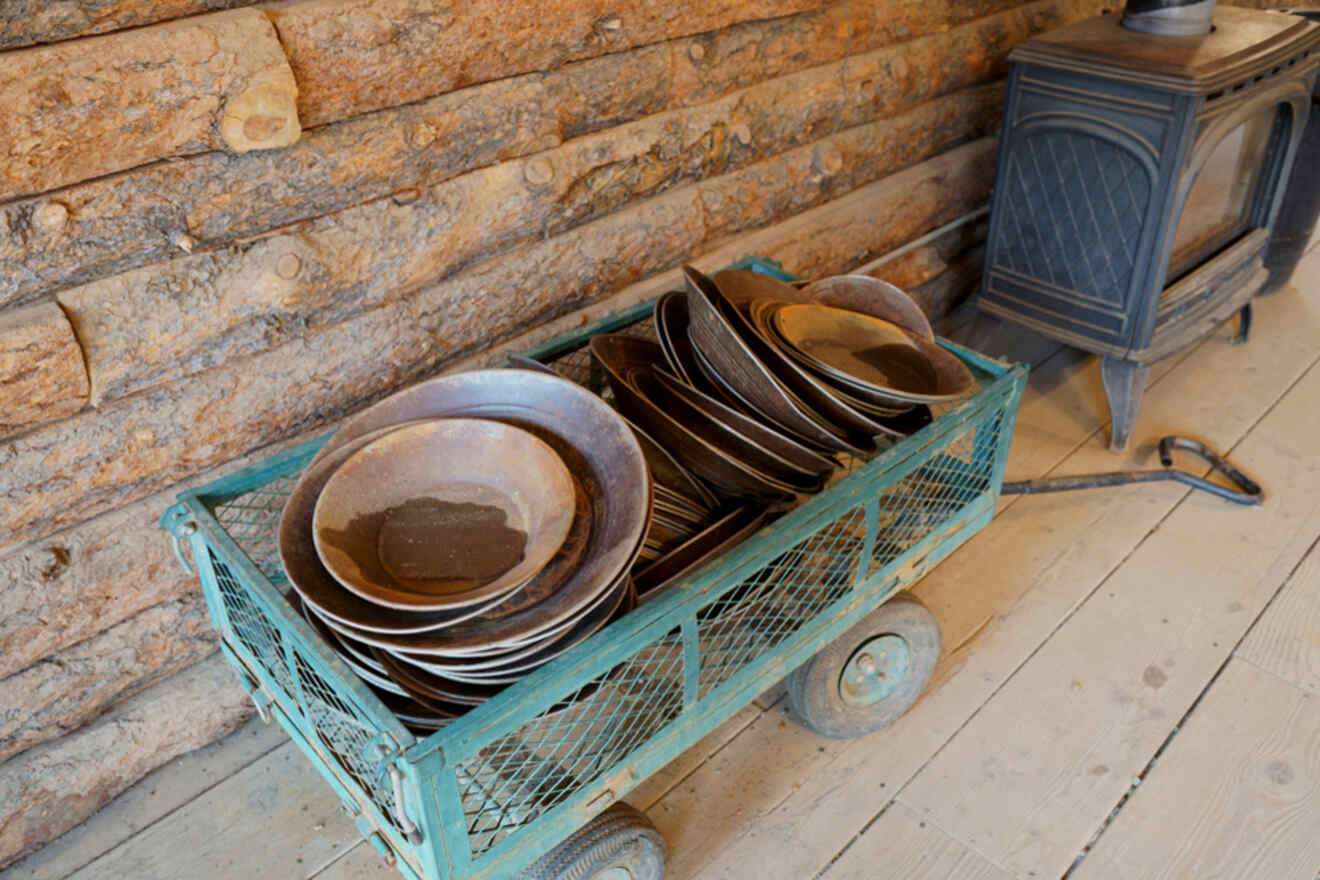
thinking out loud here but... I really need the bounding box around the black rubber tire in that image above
[517,802,667,880]
[787,595,941,739]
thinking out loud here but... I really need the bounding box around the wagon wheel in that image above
[788,595,941,739]
[518,802,667,880]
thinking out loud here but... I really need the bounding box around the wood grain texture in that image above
[58,85,1000,406]
[266,0,826,129]
[822,803,1012,880]
[0,0,1080,309]
[0,597,215,764]
[1238,537,1320,694]
[0,1,261,51]
[0,657,252,869]
[62,740,360,880]
[898,336,1320,878]
[0,426,319,682]
[0,8,299,200]
[1072,659,1320,880]
[0,301,87,435]
[2,716,285,880]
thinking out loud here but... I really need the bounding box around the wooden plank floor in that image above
[6,237,1318,880]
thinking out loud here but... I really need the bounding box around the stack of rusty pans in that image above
[708,269,977,414]
[277,369,650,732]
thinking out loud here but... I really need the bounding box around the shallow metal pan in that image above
[683,266,865,455]
[590,334,800,504]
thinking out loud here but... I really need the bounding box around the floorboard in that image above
[898,341,1320,877]
[820,803,1012,880]
[63,743,361,880]
[1070,658,1320,880]
[1,716,286,880]
[1238,539,1320,696]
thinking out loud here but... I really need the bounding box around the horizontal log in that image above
[0,302,88,434]
[0,599,215,764]
[0,1,261,51]
[0,45,667,310]
[61,53,1010,406]
[872,217,991,292]
[694,84,1001,244]
[903,243,990,320]
[0,428,318,680]
[268,0,827,129]
[0,656,250,869]
[0,139,994,553]
[0,0,1094,308]
[713,140,998,282]
[0,8,299,201]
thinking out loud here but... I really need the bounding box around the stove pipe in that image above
[1121,0,1218,36]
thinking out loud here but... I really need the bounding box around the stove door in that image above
[980,111,1162,353]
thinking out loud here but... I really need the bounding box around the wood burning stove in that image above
[978,5,1320,449]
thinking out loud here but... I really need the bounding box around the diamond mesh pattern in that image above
[292,653,402,832]
[455,632,685,854]
[214,473,301,581]
[211,555,295,697]
[210,553,398,831]
[869,418,999,572]
[1000,131,1150,304]
[695,507,866,697]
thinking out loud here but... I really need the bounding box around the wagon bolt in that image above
[857,653,877,676]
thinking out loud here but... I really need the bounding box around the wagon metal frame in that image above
[161,260,1027,880]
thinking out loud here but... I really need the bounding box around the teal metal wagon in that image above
[161,260,1027,880]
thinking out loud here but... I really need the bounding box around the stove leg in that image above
[1101,358,1151,453]
[1233,303,1252,345]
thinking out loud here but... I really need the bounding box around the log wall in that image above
[4,0,1306,867]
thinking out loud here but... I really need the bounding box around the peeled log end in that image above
[221,70,301,154]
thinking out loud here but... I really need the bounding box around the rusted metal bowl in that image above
[301,369,650,647]
[654,290,749,411]
[312,419,576,612]
[322,558,634,658]
[682,266,864,455]
[645,368,834,491]
[281,425,550,636]
[635,506,769,598]
[373,647,500,706]
[589,334,799,503]
[772,303,976,406]
[712,270,909,441]
[745,299,911,420]
[398,579,634,681]
[509,353,718,514]
[801,274,936,341]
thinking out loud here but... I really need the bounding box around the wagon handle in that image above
[1002,435,1263,506]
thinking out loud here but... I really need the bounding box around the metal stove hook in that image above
[1002,435,1264,506]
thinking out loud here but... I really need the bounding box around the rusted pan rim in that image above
[683,266,867,455]
[590,334,798,503]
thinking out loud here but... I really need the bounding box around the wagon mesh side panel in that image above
[211,554,296,697]
[454,629,686,855]
[695,505,866,697]
[214,473,301,581]
[207,551,402,834]
[868,409,1005,573]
